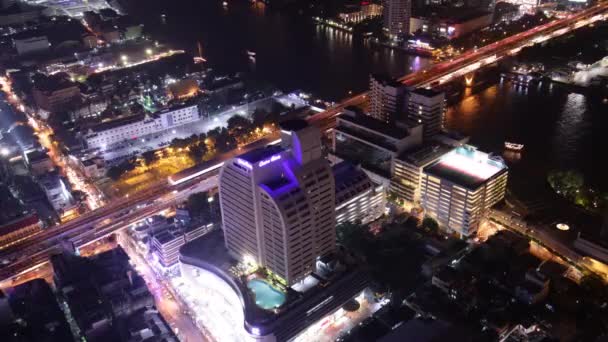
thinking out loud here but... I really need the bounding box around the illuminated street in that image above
[0,77,105,212]
[118,231,213,342]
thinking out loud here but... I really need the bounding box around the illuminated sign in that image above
[259,154,281,167]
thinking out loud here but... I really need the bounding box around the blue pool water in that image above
[247,279,286,310]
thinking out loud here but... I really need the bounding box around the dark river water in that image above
[127,0,429,100]
[127,0,608,192]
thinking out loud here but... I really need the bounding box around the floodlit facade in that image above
[219,120,335,285]
[391,144,453,204]
[84,104,199,150]
[420,145,508,238]
[338,3,383,24]
[383,0,411,38]
[407,88,446,140]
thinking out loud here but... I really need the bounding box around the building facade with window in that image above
[219,120,336,285]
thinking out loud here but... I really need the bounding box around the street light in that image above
[0,147,9,157]
[146,48,153,55]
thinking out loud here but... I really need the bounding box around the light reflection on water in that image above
[446,82,607,193]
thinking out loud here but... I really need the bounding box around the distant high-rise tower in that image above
[383,0,411,38]
[407,88,446,140]
[219,120,335,285]
[369,74,407,123]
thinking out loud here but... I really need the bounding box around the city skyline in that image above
[1,0,607,341]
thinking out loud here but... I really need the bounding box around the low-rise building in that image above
[0,3,42,26]
[332,108,423,183]
[83,103,199,150]
[69,98,109,120]
[152,231,185,268]
[152,223,215,268]
[410,9,493,40]
[122,308,177,342]
[37,171,76,216]
[333,161,385,225]
[32,73,81,113]
[78,156,105,179]
[12,32,49,55]
[51,248,155,341]
[23,149,54,176]
[1,279,74,341]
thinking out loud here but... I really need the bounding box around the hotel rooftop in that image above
[424,146,507,190]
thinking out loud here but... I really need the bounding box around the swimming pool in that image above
[247,279,286,310]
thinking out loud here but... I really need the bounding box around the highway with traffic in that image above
[1,2,607,285]
[306,1,608,130]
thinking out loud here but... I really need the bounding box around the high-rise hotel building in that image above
[420,146,508,238]
[383,0,411,38]
[219,120,335,285]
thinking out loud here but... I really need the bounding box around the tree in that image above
[211,127,237,152]
[188,142,207,161]
[336,221,373,253]
[186,191,218,222]
[251,108,268,128]
[170,138,189,149]
[106,158,136,181]
[142,150,158,166]
[421,216,439,232]
[227,115,253,137]
[580,274,608,301]
[548,170,584,199]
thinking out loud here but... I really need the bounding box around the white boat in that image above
[246,50,256,57]
[504,142,524,151]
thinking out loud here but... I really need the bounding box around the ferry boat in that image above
[504,142,524,152]
[194,42,207,64]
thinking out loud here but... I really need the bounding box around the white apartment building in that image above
[219,120,335,285]
[152,223,215,268]
[407,88,446,140]
[152,231,185,268]
[391,144,454,205]
[84,104,199,150]
[369,74,406,123]
[383,0,411,38]
[420,146,508,238]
